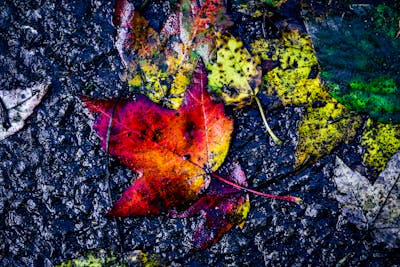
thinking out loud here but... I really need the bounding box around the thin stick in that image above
[255,95,282,145]
[211,173,301,203]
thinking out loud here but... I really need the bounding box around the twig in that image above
[211,172,301,203]
[254,95,282,145]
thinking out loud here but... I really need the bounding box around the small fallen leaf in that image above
[208,33,262,107]
[333,152,400,248]
[208,33,281,144]
[297,98,363,166]
[114,0,231,109]
[361,119,400,171]
[172,162,250,251]
[0,81,50,141]
[56,250,117,267]
[84,61,233,216]
[56,249,160,267]
[251,29,322,106]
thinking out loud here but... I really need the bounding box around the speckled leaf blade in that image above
[208,33,262,107]
[56,249,159,267]
[251,29,322,106]
[232,0,287,18]
[297,95,363,166]
[83,62,234,216]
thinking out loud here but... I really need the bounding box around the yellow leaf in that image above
[238,195,250,228]
[296,94,363,166]
[208,33,262,108]
[251,29,363,165]
[251,29,321,106]
[361,119,400,171]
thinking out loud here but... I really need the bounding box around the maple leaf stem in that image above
[210,173,301,203]
[255,96,283,145]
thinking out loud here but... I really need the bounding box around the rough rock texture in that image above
[1,0,399,266]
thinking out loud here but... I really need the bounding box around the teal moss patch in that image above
[329,77,400,124]
[304,3,400,123]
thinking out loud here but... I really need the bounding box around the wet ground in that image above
[0,0,399,266]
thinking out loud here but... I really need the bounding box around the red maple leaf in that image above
[84,61,301,249]
[83,61,234,216]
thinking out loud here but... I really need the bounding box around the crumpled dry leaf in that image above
[333,152,400,248]
[0,81,50,141]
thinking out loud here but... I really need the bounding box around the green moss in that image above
[349,77,398,94]
[330,77,400,123]
[373,4,399,38]
[305,3,400,123]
